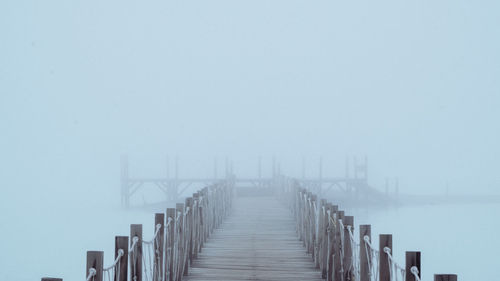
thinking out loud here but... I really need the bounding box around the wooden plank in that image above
[185,196,323,281]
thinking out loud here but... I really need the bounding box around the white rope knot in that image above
[383,246,391,254]
[411,266,421,281]
[363,235,370,243]
[86,267,96,281]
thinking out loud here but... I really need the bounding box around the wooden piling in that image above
[176,203,185,281]
[343,216,354,281]
[434,274,457,281]
[333,210,344,281]
[379,234,392,281]
[184,197,193,275]
[405,251,421,281]
[115,236,128,281]
[360,225,371,281]
[154,213,164,281]
[130,224,143,281]
[166,208,176,281]
[86,251,103,281]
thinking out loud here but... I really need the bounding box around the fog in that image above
[1,0,499,280]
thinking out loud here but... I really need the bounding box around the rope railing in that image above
[71,179,234,281]
[276,176,444,281]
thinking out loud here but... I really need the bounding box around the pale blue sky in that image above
[1,0,500,199]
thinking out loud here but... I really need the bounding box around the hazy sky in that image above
[1,0,500,200]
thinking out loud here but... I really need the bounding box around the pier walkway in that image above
[185,196,323,281]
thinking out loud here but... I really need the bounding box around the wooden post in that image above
[184,197,194,275]
[326,204,338,281]
[320,199,328,278]
[360,225,371,281]
[176,203,185,281]
[191,193,200,260]
[434,274,457,281]
[41,278,62,281]
[154,214,165,281]
[333,210,344,281]
[86,251,103,281]
[405,251,421,281]
[130,224,143,281]
[166,208,176,281]
[379,234,392,281]
[343,216,354,281]
[115,236,128,281]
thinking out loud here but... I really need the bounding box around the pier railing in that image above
[277,176,457,281]
[42,180,233,281]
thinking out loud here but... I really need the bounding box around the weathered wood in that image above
[379,234,392,281]
[86,251,103,281]
[405,251,421,281]
[333,210,344,281]
[343,216,354,281]
[115,236,128,281]
[360,225,371,281]
[184,197,194,275]
[320,199,328,278]
[130,224,143,281]
[176,203,185,281]
[434,274,457,281]
[185,197,323,281]
[166,208,176,281]
[154,213,164,281]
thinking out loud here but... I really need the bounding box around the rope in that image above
[383,247,406,281]
[86,268,96,281]
[411,266,420,281]
[363,235,379,281]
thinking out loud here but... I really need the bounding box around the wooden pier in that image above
[43,172,458,281]
[185,196,323,281]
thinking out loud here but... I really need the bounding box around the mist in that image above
[1,0,499,280]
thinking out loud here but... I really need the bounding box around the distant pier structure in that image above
[120,155,391,208]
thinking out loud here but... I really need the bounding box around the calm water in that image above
[346,203,500,281]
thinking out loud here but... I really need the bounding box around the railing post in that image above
[154,214,164,281]
[360,224,371,281]
[379,234,392,281]
[334,210,344,281]
[184,197,193,276]
[175,203,185,281]
[130,224,143,281]
[115,236,129,281]
[405,251,421,281]
[191,193,200,260]
[86,251,103,281]
[326,204,338,281]
[343,216,354,281]
[320,199,328,279]
[166,208,176,281]
[434,274,457,281]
